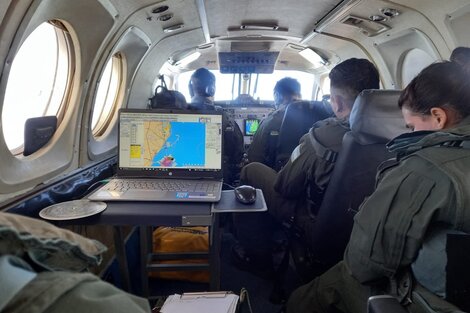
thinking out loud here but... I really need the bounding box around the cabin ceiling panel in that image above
[319,0,465,59]
[128,28,205,110]
[108,0,201,43]
[388,0,469,21]
[205,0,341,39]
[392,0,470,50]
[446,7,470,47]
[308,33,368,63]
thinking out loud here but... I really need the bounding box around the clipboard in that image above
[160,291,239,313]
[180,291,233,299]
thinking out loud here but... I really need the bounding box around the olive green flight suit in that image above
[246,107,286,166]
[2,256,150,313]
[287,117,470,313]
[234,118,350,258]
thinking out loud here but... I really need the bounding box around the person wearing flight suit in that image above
[231,59,380,272]
[246,77,301,167]
[287,62,470,313]
[188,68,244,185]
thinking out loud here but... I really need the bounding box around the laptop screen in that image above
[117,109,223,178]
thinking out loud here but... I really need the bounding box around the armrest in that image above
[367,295,407,313]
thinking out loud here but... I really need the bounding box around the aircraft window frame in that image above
[1,20,74,155]
[91,52,126,138]
[315,75,331,101]
[398,48,435,88]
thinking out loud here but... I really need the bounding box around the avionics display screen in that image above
[244,119,260,136]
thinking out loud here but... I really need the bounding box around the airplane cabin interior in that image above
[0,0,469,312]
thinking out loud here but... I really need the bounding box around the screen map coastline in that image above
[142,121,205,168]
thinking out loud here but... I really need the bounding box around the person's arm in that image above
[273,133,315,198]
[246,116,271,164]
[345,156,456,283]
[233,119,244,163]
[222,114,244,165]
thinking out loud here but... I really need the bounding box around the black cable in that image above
[223,182,235,190]
[240,288,254,313]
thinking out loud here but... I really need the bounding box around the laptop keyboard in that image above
[104,179,218,193]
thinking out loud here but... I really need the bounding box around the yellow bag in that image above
[150,226,210,283]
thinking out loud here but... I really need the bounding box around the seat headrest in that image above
[350,89,409,145]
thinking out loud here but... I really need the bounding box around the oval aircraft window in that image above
[91,52,126,137]
[2,20,73,154]
[400,48,435,88]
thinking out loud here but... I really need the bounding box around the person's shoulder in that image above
[313,117,347,128]
[261,107,285,126]
[311,117,349,136]
[303,117,349,151]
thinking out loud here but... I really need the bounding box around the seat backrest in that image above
[412,227,470,312]
[149,86,186,109]
[23,116,57,156]
[306,89,407,266]
[273,100,333,170]
[368,231,470,313]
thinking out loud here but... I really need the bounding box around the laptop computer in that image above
[88,108,223,202]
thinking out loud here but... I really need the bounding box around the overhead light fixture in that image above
[370,15,387,22]
[174,51,201,66]
[299,48,325,68]
[198,43,214,50]
[300,0,360,44]
[240,24,279,31]
[163,23,184,33]
[380,8,400,18]
[152,5,169,14]
[158,13,173,22]
[287,43,305,51]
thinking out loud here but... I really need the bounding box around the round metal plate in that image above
[39,200,107,221]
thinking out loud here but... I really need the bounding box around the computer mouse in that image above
[234,185,257,204]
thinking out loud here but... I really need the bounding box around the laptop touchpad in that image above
[124,190,168,198]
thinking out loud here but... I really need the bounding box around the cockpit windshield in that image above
[175,70,316,102]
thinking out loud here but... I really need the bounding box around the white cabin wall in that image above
[0,1,34,75]
[0,0,115,200]
[125,0,207,107]
[83,27,151,164]
[389,0,470,49]
[85,0,206,163]
[304,0,469,90]
[128,29,206,108]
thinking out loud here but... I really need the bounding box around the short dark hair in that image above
[398,61,470,121]
[190,68,215,97]
[274,77,301,97]
[450,47,470,67]
[329,58,380,99]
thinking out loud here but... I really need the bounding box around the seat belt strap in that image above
[309,131,338,163]
[0,256,37,311]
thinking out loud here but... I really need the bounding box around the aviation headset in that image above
[188,68,216,98]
